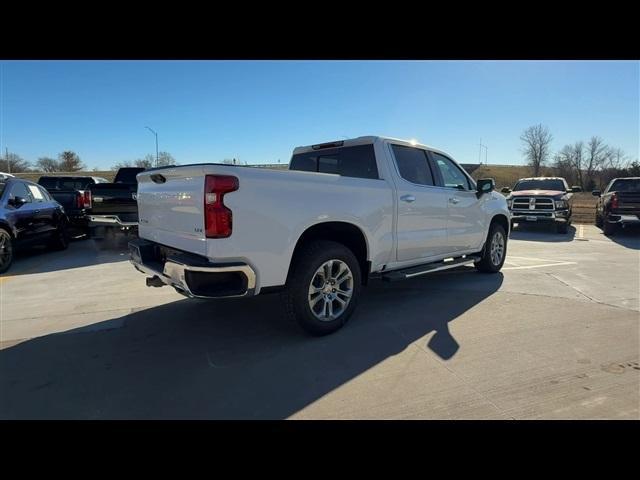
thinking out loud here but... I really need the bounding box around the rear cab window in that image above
[290,144,379,179]
[608,179,640,193]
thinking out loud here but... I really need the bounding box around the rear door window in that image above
[290,144,379,179]
[27,184,46,202]
[391,145,435,186]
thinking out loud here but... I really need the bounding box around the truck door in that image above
[390,144,450,261]
[429,151,485,252]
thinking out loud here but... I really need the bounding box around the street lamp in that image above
[145,126,159,167]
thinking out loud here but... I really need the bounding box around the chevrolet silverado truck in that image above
[129,136,510,335]
[502,177,581,234]
[87,167,145,247]
[38,175,109,236]
[593,177,640,236]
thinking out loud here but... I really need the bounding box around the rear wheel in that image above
[49,224,69,251]
[603,220,617,236]
[0,229,14,274]
[282,240,361,336]
[476,223,507,273]
[595,210,602,227]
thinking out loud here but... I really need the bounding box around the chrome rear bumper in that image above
[129,239,256,299]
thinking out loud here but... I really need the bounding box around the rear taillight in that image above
[611,193,619,210]
[83,190,92,209]
[204,175,239,238]
[76,192,84,209]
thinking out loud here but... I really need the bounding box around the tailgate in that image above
[136,166,207,256]
[617,192,640,212]
[49,191,79,210]
[89,184,138,218]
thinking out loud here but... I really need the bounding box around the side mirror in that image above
[500,187,511,194]
[571,186,582,193]
[477,178,495,197]
[591,190,601,197]
[9,196,28,208]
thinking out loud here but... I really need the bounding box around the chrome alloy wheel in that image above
[490,230,505,266]
[308,259,354,322]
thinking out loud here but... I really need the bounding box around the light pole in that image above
[145,126,159,167]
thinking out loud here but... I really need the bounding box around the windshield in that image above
[0,182,5,198]
[513,179,566,192]
[608,179,640,193]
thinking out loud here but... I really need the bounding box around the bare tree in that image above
[553,150,576,185]
[0,153,31,173]
[58,151,85,171]
[112,160,133,170]
[36,157,61,172]
[157,151,176,167]
[520,124,553,176]
[584,136,609,190]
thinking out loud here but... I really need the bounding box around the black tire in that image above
[0,228,14,274]
[476,222,507,273]
[510,219,515,231]
[49,224,69,251]
[556,222,569,234]
[595,211,602,228]
[603,220,617,236]
[282,240,362,336]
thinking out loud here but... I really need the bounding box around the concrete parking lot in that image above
[1,224,638,419]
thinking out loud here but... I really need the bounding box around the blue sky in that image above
[1,60,638,170]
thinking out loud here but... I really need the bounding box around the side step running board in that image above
[381,255,481,282]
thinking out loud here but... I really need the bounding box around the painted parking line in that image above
[575,224,588,241]
[502,261,577,271]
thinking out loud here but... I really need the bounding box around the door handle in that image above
[449,197,460,204]
[400,195,416,203]
[35,210,40,214]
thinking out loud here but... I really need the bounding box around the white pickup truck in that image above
[129,136,510,335]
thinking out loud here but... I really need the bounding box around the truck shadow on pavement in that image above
[510,224,576,242]
[601,225,640,250]
[7,239,128,277]
[0,268,503,419]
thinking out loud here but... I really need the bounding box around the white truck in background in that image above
[129,136,510,335]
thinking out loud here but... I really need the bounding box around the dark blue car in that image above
[0,177,69,273]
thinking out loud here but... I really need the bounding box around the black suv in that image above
[0,177,69,273]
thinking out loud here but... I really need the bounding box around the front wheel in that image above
[556,222,569,234]
[476,223,507,273]
[282,240,361,336]
[0,229,14,274]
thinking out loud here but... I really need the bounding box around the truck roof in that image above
[292,136,452,158]
[517,177,567,181]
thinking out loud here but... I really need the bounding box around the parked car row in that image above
[0,167,147,273]
[500,175,640,236]
[0,177,69,273]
